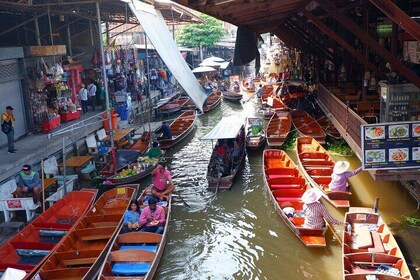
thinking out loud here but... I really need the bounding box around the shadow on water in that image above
[153,97,419,280]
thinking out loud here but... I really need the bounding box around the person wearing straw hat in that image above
[302,188,343,229]
[328,161,363,192]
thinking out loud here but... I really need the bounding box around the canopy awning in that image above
[192,66,217,73]
[201,117,244,140]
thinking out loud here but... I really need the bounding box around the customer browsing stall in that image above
[301,188,343,229]
[151,160,174,201]
[139,197,165,234]
[328,161,363,192]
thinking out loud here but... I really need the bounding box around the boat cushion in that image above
[81,163,96,174]
[16,249,50,257]
[39,230,67,237]
[112,262,151,276]
[119,245,158,252]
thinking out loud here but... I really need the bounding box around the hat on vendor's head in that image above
[158,160,166,168]
[333,161,350,175]
[301,188,322,204]
[22,164,31,171]
[6,106,13,110]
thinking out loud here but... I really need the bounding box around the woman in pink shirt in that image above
[328,161,363,192]
[139,197,166,234]
[151,160,174,201]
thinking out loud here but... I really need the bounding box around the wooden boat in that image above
[179,97,197,111]
[262,149,327,247]
[317,115,342,139]
[222,90,242,102]
[99,149,142,179]
[343,207,413,280]
[158,110,197,150]
[266,111,292,147]
[260,85,275,103]
[159,99,187,114]
[0,190,97,278]
[296,137,351,208]
[291,110,326,144]
[98,188,172,279]
[240,79,255,92]
[203,91,222,113]
[263,97,288,120]
[35,186,136,280]
[205,117,246,189]
[129,131,152,154]
[245,117,266,149]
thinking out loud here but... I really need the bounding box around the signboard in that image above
[361,121,420,170]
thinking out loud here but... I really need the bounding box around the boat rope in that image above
[106,193,130,205]
[59,206,80,224]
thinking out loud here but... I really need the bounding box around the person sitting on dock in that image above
[151,160,174,201]
[145,142,163,159]
[155,121,172,140]
[328,161,363,192]
[122,199,141,233]
[16,164,41,205]
[139,197,165,234]
[301,189,343,229]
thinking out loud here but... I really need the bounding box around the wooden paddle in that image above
[173,189,191,208]
[326,221,343,246]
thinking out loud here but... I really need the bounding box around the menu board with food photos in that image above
[361,121,420,170]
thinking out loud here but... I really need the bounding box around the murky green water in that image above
[153,93,418,280]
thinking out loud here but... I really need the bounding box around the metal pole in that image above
[145,33,152,135]
[47,5,56,65]
[62,137,67,195]
[67,24,73,56]
[89,20,94,47]
[34,13,41,46]
[96,2,116,174]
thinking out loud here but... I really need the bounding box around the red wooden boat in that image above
[266,111,292,147]
[35,186,136,280]
[203,91,222,113]
[317,116,342,139]
[0,190,97,279]
[263,149,327,247]
[98,188,172,279]
[296,137,351,208]
[261,85,275,103]
[158,110,197,150]
[240,79,256,92]
[291,110,326,144]
[179,97,197,111]
[263,97,288,120]
[129,131,151,154]
[222,90,243,102]
[343,207,413,280]
[159,99,187,114]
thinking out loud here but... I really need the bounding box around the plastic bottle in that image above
[346,223,352,233]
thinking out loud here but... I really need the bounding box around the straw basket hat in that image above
[301,188,323,204]
[333,161,350,175]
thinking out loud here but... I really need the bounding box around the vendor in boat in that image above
[151,160,174,201]
[328,161,363,192]
[301,188,343,229]
[232,81,240,91]
[155,121,172,140]
[145,142,163,159]
[16,164,41,205]
[139,197,165,234]
[122,199,141,233]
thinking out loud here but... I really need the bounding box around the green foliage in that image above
[176,13,226,48]
[281,131,299,151]
[326,138,355,157]
[401,215,420,227]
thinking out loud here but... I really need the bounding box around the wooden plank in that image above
[117,232,162,244]
[62,257,96,266]
[109,249,156,262]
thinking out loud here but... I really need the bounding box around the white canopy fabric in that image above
[192,66,217,73]
[201,117,244,140]
[0,268,26,280]
[199,61,221,67]
[204,56,225,62]
[127,0,207,112]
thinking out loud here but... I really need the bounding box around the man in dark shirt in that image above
[155,121,172,140]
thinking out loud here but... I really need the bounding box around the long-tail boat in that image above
[159,98,187,115]
[263,97,288,120]
[263,149,327,247]
[129,131,152,154]
[296,137,351,208]
[34,186,136,280]
[204,117,246,190]
[203,91,222,113]
[291,109,326,144]
[240,79,255,92]
[157,110,197,150]
[343,206,413,280]
[245,117,266,150]
[222,90,243,102]
[0,190,97,279]
[98,188,172,279]
[266,111,292,147]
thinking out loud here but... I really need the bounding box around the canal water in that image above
[151,93,418,280]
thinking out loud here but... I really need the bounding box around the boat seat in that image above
[39,230,67,237]
[112,262,151,276]
[16,249,50,257]
[275,197,301,202]
[119,245,158,252]
[368,231,385,253]
[269,184,303,190]
[62,257,97,266]
[290,217,305,227]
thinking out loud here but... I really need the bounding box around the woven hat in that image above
[301,188,322,204]
[333,161,350,175]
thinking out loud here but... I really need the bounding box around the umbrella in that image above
[204,56,225,62]
[192,66,217,73]
[199,61,222,67]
